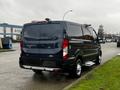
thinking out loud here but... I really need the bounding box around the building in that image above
[0,23,22,40]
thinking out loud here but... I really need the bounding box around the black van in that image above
[117,37,120,47]
[19,20,102,77]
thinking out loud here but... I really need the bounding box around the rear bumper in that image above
[22,65,61,71]
[19,56,75,71]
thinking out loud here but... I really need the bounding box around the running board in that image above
[84,61,95,66]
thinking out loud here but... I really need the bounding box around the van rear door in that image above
[22,23,63,55]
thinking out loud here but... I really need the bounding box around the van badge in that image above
[49,55,53,57]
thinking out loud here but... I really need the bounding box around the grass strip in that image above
[69,56,120,90]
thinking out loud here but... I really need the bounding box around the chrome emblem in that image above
[49,55,53,57]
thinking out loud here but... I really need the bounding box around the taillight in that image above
[20,41,23,49]
[62,39,69,60]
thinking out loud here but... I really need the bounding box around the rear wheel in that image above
[69,59,82,78]
[32,70,43,74]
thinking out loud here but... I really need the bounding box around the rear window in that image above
[23,24,63,40]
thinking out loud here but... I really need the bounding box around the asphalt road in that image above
[0,43,120,90]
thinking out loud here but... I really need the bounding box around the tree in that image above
[98,25,104,39]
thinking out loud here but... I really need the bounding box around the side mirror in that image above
[98,38,105,44]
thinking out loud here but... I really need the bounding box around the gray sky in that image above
[0,0,120,33]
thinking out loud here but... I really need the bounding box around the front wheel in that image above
[117,44,120,47]
[69,59,82,78]
[95,54,102,65]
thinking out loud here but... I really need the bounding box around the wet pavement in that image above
[0,43,120,90]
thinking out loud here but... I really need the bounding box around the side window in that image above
[88,27,97,39]
[82,26,93,40]
[82,26,91,36]
[66,23,83,37]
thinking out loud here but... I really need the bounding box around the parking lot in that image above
[0,43,120,90]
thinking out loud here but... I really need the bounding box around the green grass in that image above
[69,56,120,90]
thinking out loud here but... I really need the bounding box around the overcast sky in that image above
[0,0,120,33]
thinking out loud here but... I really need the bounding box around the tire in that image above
[117,44,120,47]
[95,53,102,65]
[69,59,82,78]
[32,70,43,74]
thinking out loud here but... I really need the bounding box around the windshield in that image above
[23,24,63,40]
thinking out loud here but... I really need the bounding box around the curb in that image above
[0,49,15,52]
[63,65,100,90]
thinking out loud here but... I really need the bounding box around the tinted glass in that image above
[82,26,91,36]
[82,25,95,40]
[88,27,97,39]
[23,24,63,40]
[66,24,82,37]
